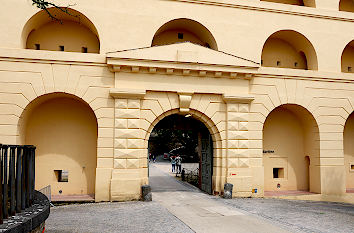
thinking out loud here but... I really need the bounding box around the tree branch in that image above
[31,0,79,23]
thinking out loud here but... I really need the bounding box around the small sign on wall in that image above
[263,150,275,154]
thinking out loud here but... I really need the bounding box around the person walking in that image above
[171,156,176,173]
[176,154,182,174]
[152,154,156,163]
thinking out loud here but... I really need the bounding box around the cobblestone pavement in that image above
[217,196,354,233]
[45,201,194,233]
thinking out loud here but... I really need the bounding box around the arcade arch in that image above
[344,112,354,190]
[261,30,318,70]
[263,104,320,193]
[22,93,98,196]
[152,18,218,50]
[339,0,354,13]
[341,40,354,73]
[23,8,100,53]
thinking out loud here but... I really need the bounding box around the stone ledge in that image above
[0,191,50,233]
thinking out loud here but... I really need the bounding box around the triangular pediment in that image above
[107,42,259,69]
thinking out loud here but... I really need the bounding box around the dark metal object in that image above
[9,146,16,216]
[181,168,185,181]
[141,185,152,202]
[200,134,213,195]
[223,183,233,199]
[0,144,36,224]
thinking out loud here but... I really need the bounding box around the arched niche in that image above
[260,0,316,7]
[263,104,320,193]
[344,112,354,190]
[339,0,354,13]
[261,30,318,70]
[22,8,100,53]
[152,18,218,50]
[22,93,98,196]
[341,40,354,73]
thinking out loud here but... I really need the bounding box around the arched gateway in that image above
[148,114,214,194]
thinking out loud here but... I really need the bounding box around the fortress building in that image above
[0,0,353,201]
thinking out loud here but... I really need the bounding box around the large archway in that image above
[344,112,354,191]
[24,93,98,197]
[261,30,318,70]
[263,104,320,193]
[152,18,218,50]
[341,40,354,73]
[148,114,214,194]
[22,8,100,53]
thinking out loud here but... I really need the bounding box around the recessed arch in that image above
[261,30,318,70]
[339,0,354,13]
[263,104,320,193]
[151,18,218,50]
[21,92,98,197]
[260,0,316,7]
[22,8,100,53]
[341,40,354,73]
[344,112,354,191]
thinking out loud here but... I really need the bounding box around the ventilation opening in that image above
[277,61,281,66]
[59,45,64,51]
[35,44,40,50]
[82,47,88,53]
[348,67,352,72]
[178,32,184,39]
[294,62,298,67]
[273,168,284,178]
[54,170,68,182]
[351,164,354,171]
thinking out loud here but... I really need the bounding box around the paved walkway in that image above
[149,164,290,233]
[45,162,354,233]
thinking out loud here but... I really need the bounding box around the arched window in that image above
[261,30,318,70]
[23,8,100,53]
[152,18,218,50]
[260,0,316,7]
[341,40,354,73]
[339,0,354,13]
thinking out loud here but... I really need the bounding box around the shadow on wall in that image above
[21,93,98,196]
[339,0,354,13]
[22,7,100,53]
[260,0,316,7]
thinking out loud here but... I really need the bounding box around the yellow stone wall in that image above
[0,0,353,201]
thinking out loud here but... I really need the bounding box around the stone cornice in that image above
[107,57,256,79]
[166,0,354,22]
[107,42,259,79]
[0,48,106,66]
[256,67,354,83]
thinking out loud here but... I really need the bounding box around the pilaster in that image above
[109,88,146,201]
[223,95,256,197]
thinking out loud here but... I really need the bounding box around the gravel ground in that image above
[45,201,194,233]
[217,198,354,233]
